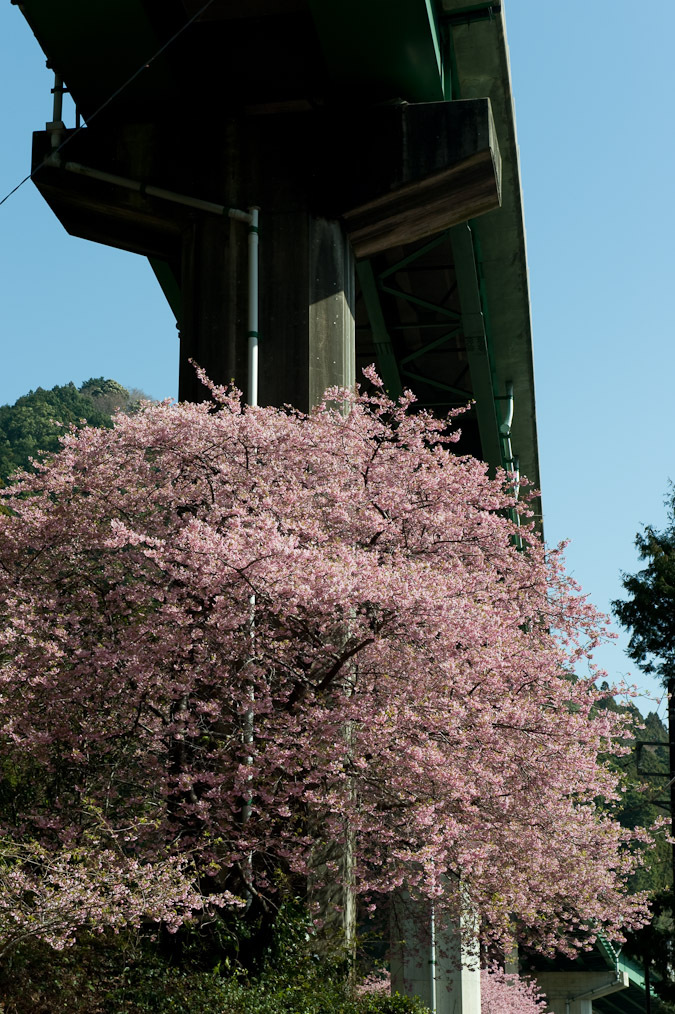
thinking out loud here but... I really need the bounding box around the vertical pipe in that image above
[429,901,437,1013]
[52,72,64,122]
[242,208,260,901]
[247,207,260,407]
[669,677,675,893]
[49,72,65,151]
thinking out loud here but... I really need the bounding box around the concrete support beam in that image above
[30,100,497,414]
[340,99,501,258]
[391,894,435,1009]
[355,260,403,399]
[391,892,481,1014]
[32,115,356,411]
[178,213,246,402]
[254,208,356,411]
[535,970,629,1014]
[307,0,445,103]
[307,218,356,410]
[178,205,356,409]
[178,214,356,408]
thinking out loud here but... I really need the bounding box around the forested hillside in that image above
[607,700,673,1004]
[603,698,671,894]
[0,378,146,482]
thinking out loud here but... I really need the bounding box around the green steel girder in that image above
[17,0,447,121]
[379,283,460,320]
[399,369,470,400]
[390,322,456,331]
[443,0,541,499]
[439,3,501,26]
[355,260,403,400]
[370,233,470,409]
[379,231,451,281]
[307,0,444,102]
[399,328,461,366]
[449,222,502,469]
[358,229,504,441]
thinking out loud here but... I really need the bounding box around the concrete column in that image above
[307,217,356,410]
[175,112,355,411]
[391,893,436,1010]
[257,209,355,412]
[391,893,481,1014]
[179,213,247,402]
[434,904,481,1014]
[308,828,356,957]
[178,206,355,411]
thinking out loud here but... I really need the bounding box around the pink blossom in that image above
[0,377,655,953]
[481,968,547,1014]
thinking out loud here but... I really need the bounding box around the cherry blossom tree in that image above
[0,835,241,956]
[356,966,547,1014]
[480,968,547,1014]
[0,370,655,953]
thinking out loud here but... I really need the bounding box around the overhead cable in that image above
[0,0,216,209]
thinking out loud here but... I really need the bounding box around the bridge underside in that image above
[32,95,500,462]
[17,0,540,488]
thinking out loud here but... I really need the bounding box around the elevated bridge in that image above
[14,0,539,492]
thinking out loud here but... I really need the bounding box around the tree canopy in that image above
[0,371,657,958]
[613,496,675,1004]
[0,377,147,483]
[480,969,546,1014]
[614,506,675,686]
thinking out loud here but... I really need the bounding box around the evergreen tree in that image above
[614,500,675,1004]
[0,379,149,482]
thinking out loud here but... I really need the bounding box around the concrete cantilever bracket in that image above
[535,970,630,1014]
[338,98,501,258]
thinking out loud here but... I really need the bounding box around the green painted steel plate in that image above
[307,0,444,102]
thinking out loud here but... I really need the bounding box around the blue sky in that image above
[1,1,672,716]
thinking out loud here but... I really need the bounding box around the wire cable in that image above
[0,0,216,209]
[0,173,34,209]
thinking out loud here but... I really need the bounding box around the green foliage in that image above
[594,691,671,893]
[0,382,112,481]
[79,377,146,417]
[614,509,675,686]
[0,378,151,483]
[613,491,675,998]
[0,915,428,1014]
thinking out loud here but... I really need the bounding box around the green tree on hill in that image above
[0,378,148,482]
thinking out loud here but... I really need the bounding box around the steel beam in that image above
[450,223,501,468]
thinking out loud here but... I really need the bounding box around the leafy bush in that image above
[0,931,429,1014]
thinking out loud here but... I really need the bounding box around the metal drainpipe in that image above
[429,902,437,1013]
[247,207,260,407]
[498,381,520,494]
[496,382,522,549]
[46,72,65,151]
